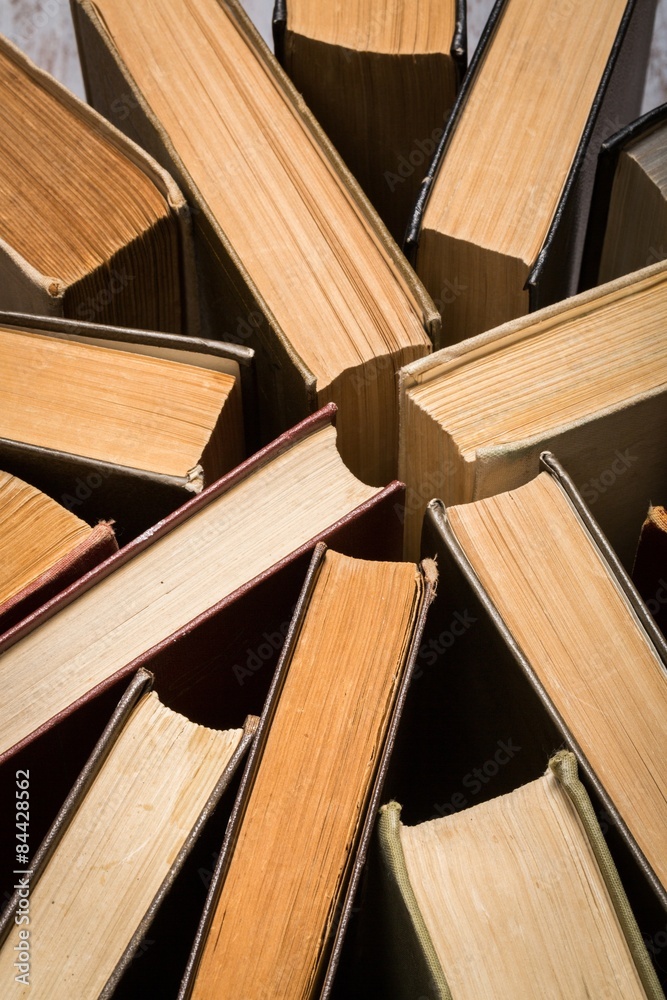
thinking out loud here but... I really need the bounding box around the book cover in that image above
[0,34,199,335]
[633,504,667,638]
[404,0,656,338]
[0,668,258,997]
[580,101,667,289]
[179,542,437,999]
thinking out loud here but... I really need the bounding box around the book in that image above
[0,310,255,541]
[417,455,667,916]
[0,405,406,769]
[0,474,402,912]
[374,752,663,1000]
[273,0,466,243]
[404,0,656,344]
[0,469,116,636]
[0,320,245,542]
[0,309,256,422]
[0,34,197,334]
[633,504,667,637]
[181,544,436,999]
[0,668,257,997]
[71,0,439,486]
[325,458,667,995]
[398,259,667,565]
[581,102,667,289]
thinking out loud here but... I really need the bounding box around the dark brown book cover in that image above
[633,504,667,638]
[178,542,437,999]
[580,102,667,290]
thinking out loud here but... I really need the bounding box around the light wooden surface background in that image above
[1,0,665,112]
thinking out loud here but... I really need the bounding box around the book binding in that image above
[423,452,667,915]
[178,542,437,999]
[580,101,667,290]
[404,0,656,311]
[0,667,258,992]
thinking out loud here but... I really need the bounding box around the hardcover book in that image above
[0,34,198,334]
[70,0,439,486]
[581,101,667,289]
[0,669,257,998]
[0,315,246,543]
[0,309,256,444]
[0,470,117,636]
[274,0,466,243]
[181,544,437,999]
[398,259,667,565]
[374,753,663,999]
[404,455,667,940]
[405,0,656,343]
[331,455,667,995]
[0,470,400,915]
[0,405,406,780]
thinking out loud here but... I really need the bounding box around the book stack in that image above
[0,0,665,997]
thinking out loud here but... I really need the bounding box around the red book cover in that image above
[0,521,117,636]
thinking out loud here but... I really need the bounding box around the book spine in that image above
[376,801,453,1000]
[551,751,664,1000]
